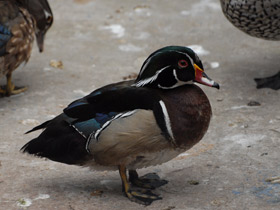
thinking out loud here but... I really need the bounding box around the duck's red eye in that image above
[178,60,188,68]
[46,16,53,23]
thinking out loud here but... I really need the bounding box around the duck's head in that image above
[20,0,53,52]
[134,46,219,89]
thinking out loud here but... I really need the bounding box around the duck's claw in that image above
[129,170,168,189]
[8,86,27,96]
[0,85,27,97]
[125,188,162,205]
[119,166,162,205]
[0,73,27,97]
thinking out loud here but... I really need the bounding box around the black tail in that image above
[25,120,52,134]
[21,114,92,165]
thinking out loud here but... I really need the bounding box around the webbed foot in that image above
[255,71,280,90]
[119,166,162,205]
[129,170,168,189]
[0,73,27,97]
[125,188,162,205]
[0,85,27,97]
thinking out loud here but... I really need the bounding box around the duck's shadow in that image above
[27,172,122,198]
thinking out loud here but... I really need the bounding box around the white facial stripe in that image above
[139,57,152,76]
[140,49,197,74]
[139,51,165,76]
[173,69,179,81]
[139,50,197,78]
[133,65,170,87]
[157,69,193,89]
[173,50,195,67]
[159,100,174,140]
[138,49,198,89]
[172,69,192,87]
[44,10,52,19]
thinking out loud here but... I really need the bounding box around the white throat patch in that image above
[157,69,193,89]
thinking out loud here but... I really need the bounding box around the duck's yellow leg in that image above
[118,165,161,205]
[2,72,27,96]
[0,86,5,95]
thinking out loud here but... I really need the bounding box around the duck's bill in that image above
[36,31,45,53]
[193,64,220,89]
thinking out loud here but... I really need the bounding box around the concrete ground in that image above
[0,0,280,209]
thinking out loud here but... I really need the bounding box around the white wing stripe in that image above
[85,110,137,153]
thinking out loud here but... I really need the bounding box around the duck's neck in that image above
[158,85,212,148]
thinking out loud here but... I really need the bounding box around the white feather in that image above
[86,110,137,153]
[133,65,170,87]
[157,69,193,89]
[159,100,174,140]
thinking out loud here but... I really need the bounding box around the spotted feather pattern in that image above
[220,0,280,40]
[0,1,35,78]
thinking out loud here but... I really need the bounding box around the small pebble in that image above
[90,190,103,196]
[50,60,64,69]
[188,180,199,185]
[163,206,176,210]
[241,124,249,128]
[266,177,280,184]
[122,73,138,80]
[247,101,261,106]
[17,198,32,207]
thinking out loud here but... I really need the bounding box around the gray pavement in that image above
[0,0,280,209]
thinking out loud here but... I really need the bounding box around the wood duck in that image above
[21,46,219,205]
[220,0,280,90]
[0,0,53,96]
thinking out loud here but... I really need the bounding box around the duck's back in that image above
[0,0,34,77]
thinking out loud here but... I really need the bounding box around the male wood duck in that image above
[220,0,280,90]
[0,0,53,96]
[21,46,219,205]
